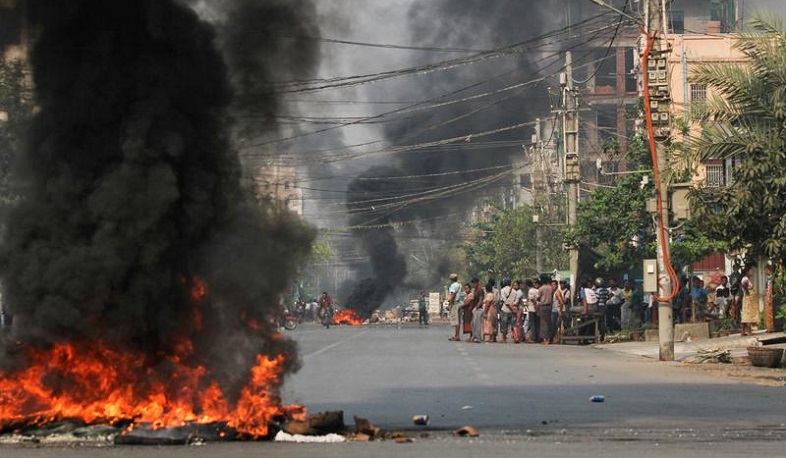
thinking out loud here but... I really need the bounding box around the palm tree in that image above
[684,15,786,264]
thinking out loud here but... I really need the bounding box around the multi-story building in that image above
[663,0,747,276]
[667,33,746,189]
[254,163,304,216]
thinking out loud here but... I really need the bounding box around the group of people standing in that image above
[446,273,570,344]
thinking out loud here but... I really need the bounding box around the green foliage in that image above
[310,239,334,264]
[624,131,651,165]
[684,16,786,265]
[462,200,567,280]
[565,174,653,269]
[670,221,729,268]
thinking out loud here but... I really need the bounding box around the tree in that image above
[462,201,567,280]
[565,173,653,269]
[683,16,786,265]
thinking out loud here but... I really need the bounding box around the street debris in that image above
[461,405,474,410]
[308,411,346,434]
[590,395,605,403]
[353,416,381,440]
[690,348,733,364]
[392,432,413,444]
[274,431,346,443]
[412,415,429,426]
[455,426,480,437]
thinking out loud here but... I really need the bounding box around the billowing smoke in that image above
[1,0,317,396]
[219,0,320,138]
[345,166,408,316]
[343,0,560,306]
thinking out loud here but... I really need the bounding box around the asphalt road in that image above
[2,322,785,457]
[284,322,785,432]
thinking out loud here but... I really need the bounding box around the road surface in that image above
[1,322,784,457]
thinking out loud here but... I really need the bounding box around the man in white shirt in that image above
[447,273,462,341]
[498,277,516,343]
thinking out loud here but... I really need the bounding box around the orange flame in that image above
[0,341,300,438]
[332,309,364,326]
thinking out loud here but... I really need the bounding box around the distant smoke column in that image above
[1,0,315,388]
[339,0,561,292]
[345,167,407,316]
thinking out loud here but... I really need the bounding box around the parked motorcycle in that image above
[294,300,307,324]
[280,311,298,331]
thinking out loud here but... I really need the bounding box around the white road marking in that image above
[303,330,370,360]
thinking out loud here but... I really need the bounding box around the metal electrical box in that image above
[643,259,658,293]
[564,153,580,183]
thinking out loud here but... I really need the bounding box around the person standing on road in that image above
[482,282,496,343]
[448,274,462,341]
[418,290,429,326]
[525,279,539,342]
[466,277,483,341]
[536,277,554,345]
[550,280,562,343]
[511,280,524,343]
[498,277,515,343]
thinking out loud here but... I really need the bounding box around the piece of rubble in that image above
[353,433,371,442]
[353,416,378,438]
[308,411,346,434]
[455,426,479,437]
[283,421,312,436]
[395,436,413,444]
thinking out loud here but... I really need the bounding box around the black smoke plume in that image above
[345,167,407,317]
[219,0,320,137]
[344,0,557,304]
[1,0,316,396]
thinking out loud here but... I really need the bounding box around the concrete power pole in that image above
[562,52,580,301]
[645,0,674,361]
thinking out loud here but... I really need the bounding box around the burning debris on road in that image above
[0,0,318,441]
[332,309,365,326]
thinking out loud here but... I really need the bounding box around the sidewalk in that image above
[595,330,786,360]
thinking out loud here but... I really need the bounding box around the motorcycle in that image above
[279,311,298,331]
[318,305,334,329]
[293,300,307,324]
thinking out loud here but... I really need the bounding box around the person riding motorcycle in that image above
[317,292,335,329]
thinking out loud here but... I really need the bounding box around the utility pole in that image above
[532,120,544,274]
[561,52,580,301]
[645,0,674,361]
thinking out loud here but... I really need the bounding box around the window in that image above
[690,84,708,120]
[705,163,724,187]
[669,10,684,34]
[710,0,721,21]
